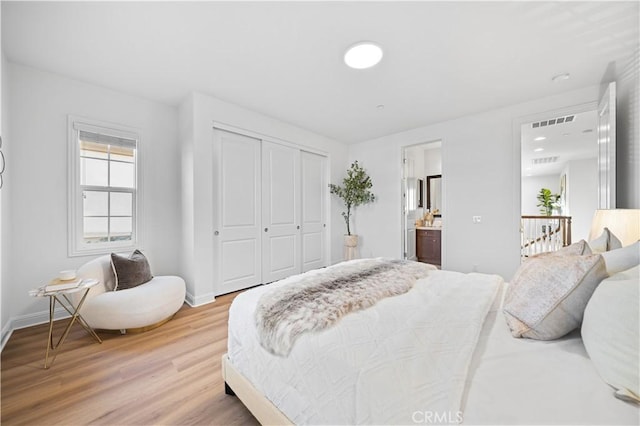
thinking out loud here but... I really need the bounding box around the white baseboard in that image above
[185,291,216,307]
[1,321,13,352]
[1,307,71,352]
[2,295,216,352]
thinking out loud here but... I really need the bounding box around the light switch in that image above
[472,216,482,224]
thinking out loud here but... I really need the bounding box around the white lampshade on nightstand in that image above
[589,209,640,247]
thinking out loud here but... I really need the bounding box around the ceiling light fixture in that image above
[376,104,385,109]
[344,42,383,69]
[552,73,571,82]
[534,136,546,141]
[534,148,544,152]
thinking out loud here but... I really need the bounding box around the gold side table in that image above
[29,279,102,369]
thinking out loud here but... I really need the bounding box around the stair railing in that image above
[521,216,572,260]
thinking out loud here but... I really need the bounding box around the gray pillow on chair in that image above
[111,250,153,291]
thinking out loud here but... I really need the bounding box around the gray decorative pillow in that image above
[503,253,607,340]
[110,249,153,291]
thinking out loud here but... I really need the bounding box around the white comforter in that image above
[228,264,502,424]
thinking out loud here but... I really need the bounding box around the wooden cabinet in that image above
[416,228,441,266]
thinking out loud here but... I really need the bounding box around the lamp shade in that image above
[588,209,640,247]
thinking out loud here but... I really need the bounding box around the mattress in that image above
[462,285,639,425]
[229,264,500,424]
[227,268,639,425]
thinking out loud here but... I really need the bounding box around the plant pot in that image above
[344,234,359,247]
[344,234,358,260]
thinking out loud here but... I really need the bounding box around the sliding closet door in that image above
[213,129,262,295]
[301,151,327,272]
[261,141,301,283]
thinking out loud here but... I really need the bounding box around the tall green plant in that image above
[329,161,376,235]
[536,188,560,216]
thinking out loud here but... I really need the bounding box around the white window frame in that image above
[68,116,143,257]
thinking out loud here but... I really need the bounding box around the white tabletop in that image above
[29,278,99,297]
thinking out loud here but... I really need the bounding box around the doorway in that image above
[520,106,599,258]
[518,83,617,260]
[401,141,442,261]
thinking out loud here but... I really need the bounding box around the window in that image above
[68,117,141,256]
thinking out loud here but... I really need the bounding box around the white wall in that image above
[405,145,426,213]
[521,174,560,216]
[349,85,602,279]
[1,53,12,346]
[405,145,425,179]
[615,47,640,208]
[424,145,442,215]
[424,146,442,176]
[564,158,598,242]
[178,95,196,302]
[0,6,7,345]
[179,92,348,303]
[3,63,180,333]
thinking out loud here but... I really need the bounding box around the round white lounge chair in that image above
[71,255,186,333]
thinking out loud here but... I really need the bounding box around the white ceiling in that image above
[521,109,597,177]
[3,1,638,144]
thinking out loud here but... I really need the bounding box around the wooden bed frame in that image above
[221,354,293,425]
[222,209,640,425]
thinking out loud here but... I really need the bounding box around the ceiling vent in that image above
[531,115,575,128]
[532,156,559,165]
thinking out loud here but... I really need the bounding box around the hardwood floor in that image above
[1,292,260,425]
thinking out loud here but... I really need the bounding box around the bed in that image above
[222,210,640,425]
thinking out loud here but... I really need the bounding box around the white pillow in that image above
[589,227,623,253]
[503,253,607,340]
[601,241,640,276]
[582,265,640,403]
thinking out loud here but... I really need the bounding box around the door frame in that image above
[512,100,598,262]
[400,140,443,262]
[597,82,616,209]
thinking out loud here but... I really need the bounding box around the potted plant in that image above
[536,188,561,216]
[329,161,376,258]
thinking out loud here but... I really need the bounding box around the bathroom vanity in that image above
[416,226,441,267]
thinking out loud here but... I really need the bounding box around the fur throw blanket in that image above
[255,258,436,356]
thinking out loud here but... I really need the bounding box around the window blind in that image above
[78,130,136,149]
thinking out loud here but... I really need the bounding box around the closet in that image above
[212,128,327,295]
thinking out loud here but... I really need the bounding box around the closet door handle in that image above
[214,231,219,236]
[264,228,269,232]
[296,225,300,230]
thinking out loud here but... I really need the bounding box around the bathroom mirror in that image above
[426,174,442,217]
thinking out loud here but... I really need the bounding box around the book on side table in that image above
[45,278,82,292]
